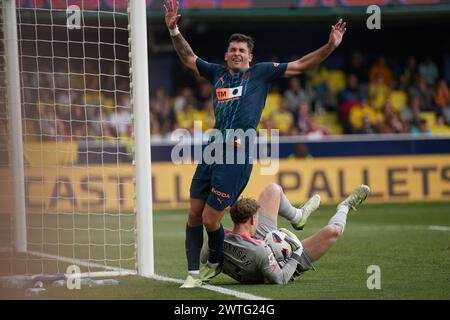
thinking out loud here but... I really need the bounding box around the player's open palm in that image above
[328,18,346,48]
[164,0,181,29]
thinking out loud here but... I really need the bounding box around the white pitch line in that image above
[149,274,270,300]
[27,251,269,300]
[428,225,450,231]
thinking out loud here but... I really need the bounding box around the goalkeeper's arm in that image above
[259,244,304,285]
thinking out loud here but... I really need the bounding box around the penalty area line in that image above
[428,225,450,231]
[150,274,270,300]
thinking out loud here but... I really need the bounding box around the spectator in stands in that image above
[410,118,431,136]
[284,77,310,116]
[89,106,109,138]
[100,124,118,144]
[288,143,311,159]
[418,56,439,87]
[150,123,163,141]
[109,95,132,137]
[54,120,71,142]
[359,116,377,134]
[388,82,409,114]
[295,101,313,134]
[434,79,450,125]
[401,96,422,127]
[409,75,434,111]
[150,108,162,138]
[368,74,390,112]
[379,101,408,134]
[369,57,394,87]
[339,73,363,106]
[201,99,215,131]
[40,106,57,140]
[176,103,197,131]
[157,98,177,135]
[196,79,213,110]
[174,87,196,114]
[271,98,294,136]
[349,99,378,134]
[55,91,71,120]
[102,91,117,114]
[261,86,282,124]
[305,117,330,140]
[401,56,418,87]
[70,105,87,138]
[433,115,450,134]
[346,51,368,84]
[151,86,170,113]
[307,65,329,112]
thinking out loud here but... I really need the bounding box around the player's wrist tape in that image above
[290,249,304,263]
[169,26,180,37]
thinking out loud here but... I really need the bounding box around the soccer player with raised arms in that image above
[163,0,347,288]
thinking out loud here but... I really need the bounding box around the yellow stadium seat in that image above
[314,112,342,135]
[389,90,408,113]
[261,92,281,121]
[326,70,346,93]
[421,112,436,128]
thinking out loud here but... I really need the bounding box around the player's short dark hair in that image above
[230,198,260,224]
[227,33,255,53]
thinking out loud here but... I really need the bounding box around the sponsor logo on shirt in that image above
[216,86,243,103]
[211,187,231,199]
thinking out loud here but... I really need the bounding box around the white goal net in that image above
[0,0,152,280]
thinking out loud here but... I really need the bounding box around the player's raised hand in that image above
[164,0,181,30]
[328,18,346,49]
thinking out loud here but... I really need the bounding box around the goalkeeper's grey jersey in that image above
[223,230,299,284]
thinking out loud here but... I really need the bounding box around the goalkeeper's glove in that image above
[279,228,303,252]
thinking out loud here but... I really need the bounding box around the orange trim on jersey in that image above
[224,229,263,245]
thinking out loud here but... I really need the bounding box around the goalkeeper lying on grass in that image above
[199,183,370,285]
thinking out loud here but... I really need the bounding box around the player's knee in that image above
[203,219,220,232]
[323,224,342,241]
[262,183,282,199]
[188,209,203,226]
[202,215,221,232]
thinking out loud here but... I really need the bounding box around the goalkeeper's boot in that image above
[338,184,370,211]
[198,261,222,283]
[180,274,202,289]
[292,194,321,230]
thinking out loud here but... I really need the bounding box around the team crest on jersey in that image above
[273,62,280,67]
[216,86,243,103]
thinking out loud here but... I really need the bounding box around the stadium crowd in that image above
[149,53,450,139]
[22,53,450,143]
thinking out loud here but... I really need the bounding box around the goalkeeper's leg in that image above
[301,184,370,262]
[257,183,320,230]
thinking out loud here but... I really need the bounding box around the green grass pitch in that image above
[2,201,450,300]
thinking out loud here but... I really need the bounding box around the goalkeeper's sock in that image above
[279,193,301,224]
[327,204,349,234]
[186,224,204,272]
[207,224,224,264]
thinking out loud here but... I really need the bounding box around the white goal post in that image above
[0,0,153,279]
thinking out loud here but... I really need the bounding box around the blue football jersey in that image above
[196,58,288,139]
